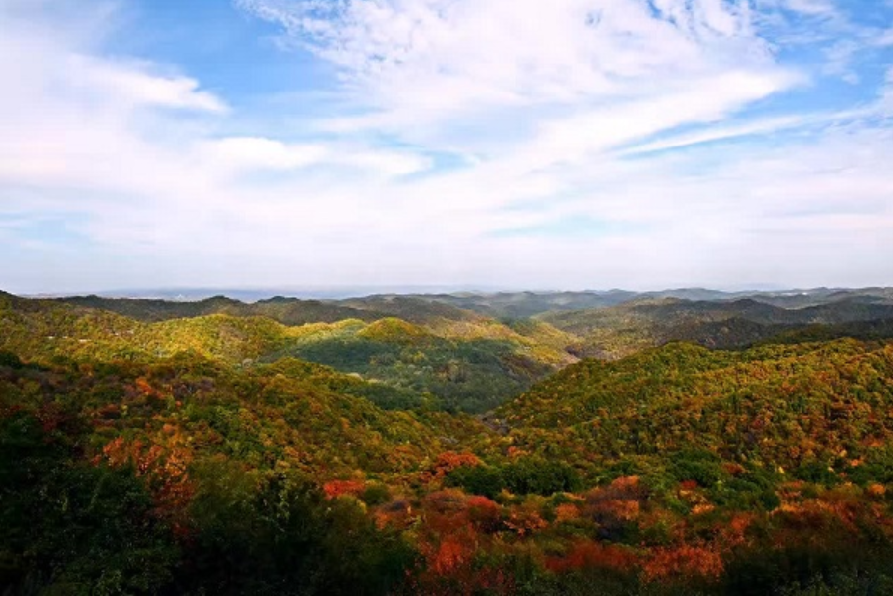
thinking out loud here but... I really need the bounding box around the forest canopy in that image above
[3,289,893,594]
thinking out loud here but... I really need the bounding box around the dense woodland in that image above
[4,288,893,594]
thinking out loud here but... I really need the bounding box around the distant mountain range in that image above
[24,285,893,315]
[23,285,893,304]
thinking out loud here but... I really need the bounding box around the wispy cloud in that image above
[68,55,229,113]
[237,0,780,137]
[0,0,891,292]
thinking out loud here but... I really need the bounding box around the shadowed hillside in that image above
[541,297,893,359]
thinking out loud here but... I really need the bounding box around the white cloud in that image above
[69,55,229,113]
[779,0,838,17]
[875,28,893,47]
[203,137,329,171]
[880,67,893,114]
[618,115,806,155]
[822,38,861,82]
[237,0,777,130]
[515,69,798,169]
[1,0,892,293]
[200,136,430,176]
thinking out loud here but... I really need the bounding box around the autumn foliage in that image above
[323,479,366,499]
[5,290,893,595]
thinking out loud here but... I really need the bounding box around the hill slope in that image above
[494,339,893,485]
[541,297,893,358]
[1,292,573,412]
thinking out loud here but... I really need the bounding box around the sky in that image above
[0,0,891,294]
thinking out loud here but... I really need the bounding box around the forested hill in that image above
[539,297,893,359]
[497,339,893,469]
[0,291,575,413]
[404,287,893,318]
[44,285,893,320]
[62,295,369,324]
[6,284,893,593]
[5,290,893,412]
[56,294,416,325]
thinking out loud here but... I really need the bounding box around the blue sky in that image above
[0,0,891,294]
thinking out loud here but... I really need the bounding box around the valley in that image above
[3,287,893,594]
